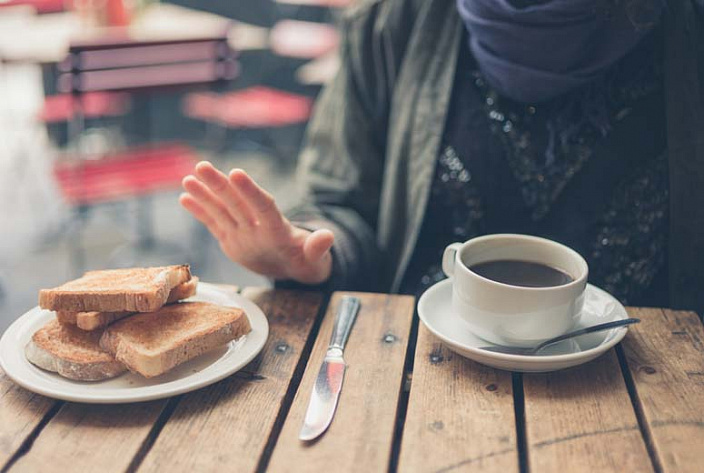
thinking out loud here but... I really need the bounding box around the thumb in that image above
[302,229,334,263]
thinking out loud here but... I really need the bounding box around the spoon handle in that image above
[536,318,640,352]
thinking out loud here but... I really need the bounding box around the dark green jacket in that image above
[290,0,704,312]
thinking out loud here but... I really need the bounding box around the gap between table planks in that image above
[522,349,654,473]
[397,325,519,473]
[2,295,703,473]
[500,306,704,473]
[136,288,324,472]
[619,307,704,473]
[0,367,59,469]
[397,307,704,473]
[265,292,415,473]
[2,286,326,473]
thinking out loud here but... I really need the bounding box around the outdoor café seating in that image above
[1,2,702,473]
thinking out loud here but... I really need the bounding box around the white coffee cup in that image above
[442,234,588,347]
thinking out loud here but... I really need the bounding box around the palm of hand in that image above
[180,162,333,285]
[218,217,323,283]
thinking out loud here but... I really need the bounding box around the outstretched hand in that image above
[179,161,334,284]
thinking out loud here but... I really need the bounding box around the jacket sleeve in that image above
[285,0,418,291]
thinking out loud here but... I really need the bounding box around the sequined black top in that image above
[402,30,669,307]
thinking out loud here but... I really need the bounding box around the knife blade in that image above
[299,295,361,441]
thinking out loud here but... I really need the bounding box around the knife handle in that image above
[329,296,361,351]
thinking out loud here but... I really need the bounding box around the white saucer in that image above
[418,279,629,372]
[0,283,269,403]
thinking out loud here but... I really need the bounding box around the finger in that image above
[229,169,282,226]
[194,161,257,226]
[303,229,335,262]
[182,175,239,229]
[179,193,223,238]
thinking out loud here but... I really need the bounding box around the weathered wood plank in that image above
[398,325,518,473]
[0,369,57,468]
[138,288,323,473]
[266,292,415,473]
[10,401,167,473]
[523,350,654,472]
[621,308,704,473]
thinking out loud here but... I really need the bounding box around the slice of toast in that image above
[25,319,126,381]
[39,265,191,313]
[100,301,251,378]
[56,277,199,331]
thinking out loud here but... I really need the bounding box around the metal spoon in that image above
[479,318,640,356]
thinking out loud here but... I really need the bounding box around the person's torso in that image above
[402,28,669,307]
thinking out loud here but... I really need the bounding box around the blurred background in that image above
[0,0,348,333]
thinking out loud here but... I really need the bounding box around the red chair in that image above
[39,91,130,124]
[183,86,312,128]
[56,31,238,273]
[54,143,197,205]
[182,86,313,162]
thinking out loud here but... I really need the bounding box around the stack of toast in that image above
[25,265,251,381]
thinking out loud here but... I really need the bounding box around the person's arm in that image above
[179,0,416,290]
[286,0,418,291]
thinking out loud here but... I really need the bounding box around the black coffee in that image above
[468,260,574,288]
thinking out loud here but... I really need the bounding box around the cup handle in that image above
[442,242,463,278]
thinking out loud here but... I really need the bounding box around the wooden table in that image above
[1,287,702,472]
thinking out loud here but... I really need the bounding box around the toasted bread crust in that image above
[56,311,77,325]
[77,311,132,331]
[100,302,251,378]
[166,276,198,303]
[57,277,199,331]
[39,265,191,313]
[25,320,126,381]
[58,310,130,330]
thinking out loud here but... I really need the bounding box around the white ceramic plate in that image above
[418,279,629,372]
[0,283,269,403]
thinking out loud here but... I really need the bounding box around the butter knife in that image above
[299,295,361,441]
